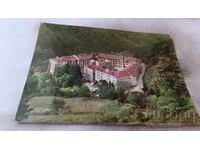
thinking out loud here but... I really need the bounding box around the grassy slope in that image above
[26,96,115,123]
[25,96,200,125]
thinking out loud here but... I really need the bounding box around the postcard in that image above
[16,23,200,125]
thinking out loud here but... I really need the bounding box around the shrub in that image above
[40,86,55,96]
[127,92,143,107]
[98,80,115,100]
[79,86,91,97]
[115,86,127,103]
[99,102,136,123]
[117,104,135,123]
[99,102,120,123]
[54,64,83,87]
[15,97,33,121]
[57,74,73,88]
[59,86,80,97]
[136,111,151,122]
[146,95,158,109]
[51,98,65,114]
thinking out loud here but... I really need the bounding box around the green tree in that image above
[54,66,66,78]
[136,111,151,122]
[144,53,186,96]
[16,72,39,121]
[59,86,80,97]
[15,97,33,121]
[34,72,57,96]
[79,86,91,97]
[55,64,82,87]
[127,92,143,107]
[98,80,115,100]
[51,98,65,114]
[115,86,127,103]
[156,96,178,116]
[23,73,39,96]
[57,74,73,88]
[117,104,135,123]
[146,95,158,109]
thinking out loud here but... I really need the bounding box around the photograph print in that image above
[16,23,200,125]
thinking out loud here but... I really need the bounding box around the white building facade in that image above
[47,53,142,88]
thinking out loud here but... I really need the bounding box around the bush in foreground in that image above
[117,104,135,123]
[51,98,65,115]
[99,102,136,123]
[127,92,143,107]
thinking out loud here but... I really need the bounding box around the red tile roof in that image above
[85,63,141,78]
[114,64,141,78]
[50,53,141,71]
[76,54,93,60]
[61,56,77,61]
[51,54,93,62]
[98,53,123,60]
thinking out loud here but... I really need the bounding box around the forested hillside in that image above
[31,23,173,67]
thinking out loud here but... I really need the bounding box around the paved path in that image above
[129,63,146,93]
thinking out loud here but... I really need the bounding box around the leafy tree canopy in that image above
[127,92,143,107]
[144,53,187,97]
[97,80,115,100]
